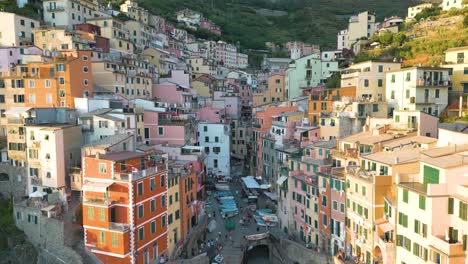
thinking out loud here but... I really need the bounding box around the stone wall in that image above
[0,163,27,199]
[278,239,330,264]
[14,201,83,264]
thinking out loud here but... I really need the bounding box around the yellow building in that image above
[120,0,150,25]
[187,57,216,76]
[167,171,182,256]
[344,165,392,264]
[34,28,91,51]
[87,17,135,55]
[192,74,216,98]
[443,46,468,94]
[341,61,401,101]
[141,48,170,76]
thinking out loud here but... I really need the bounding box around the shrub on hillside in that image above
[414,6,441,21]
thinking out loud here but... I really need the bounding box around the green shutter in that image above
[423,165,440,184]
[112,233,118,247]
[396,235,402,246]
[414,219,420,233]
[419,195,426,210]
[403,189,408,203]
[448,198,454,214]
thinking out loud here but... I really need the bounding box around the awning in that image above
[263,192,278,201]
[82,181,113,192]
[4,107,32,117]
[276,176,288,185]
[241,176,260,189]
[377,221,394,233]
[259,184,271,190]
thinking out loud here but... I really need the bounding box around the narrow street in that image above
[203,163,273,264]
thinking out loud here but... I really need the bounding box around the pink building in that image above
[0,46,42,72]
[213,91,241,118]
[160,70,190,88]
[196,105,226,123]
[153,81,193,110]
[199,19,221,35]
[289,174,309,242]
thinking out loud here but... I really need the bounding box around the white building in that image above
[336,11,376,50]
[176,9,202,29]
[0,12,40,46]
[442,0,467,11]
[407,3,433,20]
[26,124,82,199]
[198,123,231,177]
[386,67,450,116]
[237,53,249,69]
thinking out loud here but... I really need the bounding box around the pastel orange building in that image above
[23,50,92,108]
[82,151,168,264]
[308,87,356,125]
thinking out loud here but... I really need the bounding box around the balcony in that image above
[113,164,167,182]
[430,235,465,257]
[46,6,65,11]
[109,222,130,232]
[417,79,450,87]
[415,97,436,104]
[83,197,113,206]
[31,176,42,186]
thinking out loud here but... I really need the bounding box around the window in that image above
[99,163,107,173]
[46,94,52,104]
[151,221,156,233]
[150,199,155,212]
[395,115,400,122]
[162,215,166,227]
[398,212,408,228]
[215,136,219,142]
[333,201,338,210]
[322,214,327,226]
[161,175,165,186]
[111,233,118,247]
[423,165,439,184]
[175,210,180,220]
[161,195,166,207]
[391,74,395,83]
[99,208,105,221]
[378,65,383,72]
[460,201,467,221]
[419,195,426,210]
[83,66,89,73]
[158,127,164,135]
[391,90,395,99]
[406,72,411,81]
[88,207,94,220]
[99,231,105,244]
[59,77,65,85]
[372,104,378,112]
[364,79,369,87]
[29,94,35,104]
[149,178,156,191]
[403,189,409,203]
[203,126,208,132]
[45,79,51,88]
[205,136,209,142]
[138,182,143,195]
[138,227,144,241]
[138,205,144,218]
[464,67,468,74]
[321,195,327,206]
[448,198,454,214]
[362,186,366,196]
[435,89,440,98]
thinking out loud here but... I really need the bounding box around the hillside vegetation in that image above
[354,7,468,66]
[133,0,422,50]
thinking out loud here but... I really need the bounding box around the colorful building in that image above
[82,151,168,263]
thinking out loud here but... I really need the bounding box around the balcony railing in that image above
[417,79,450,87]
[109,222,130,232]
[83,197,113,206]
[430,235,465,257]
[113,164,167,182]
[46,6,65,11]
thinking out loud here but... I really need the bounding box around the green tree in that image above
[379,32,394,46]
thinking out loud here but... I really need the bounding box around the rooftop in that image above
[383,135,437,149]
[342,131,395,145]
[363,148,421,165]
[94,151,147,161]
[84,134,132,148]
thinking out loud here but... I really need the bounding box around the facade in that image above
[407,3,433,20]
[87,17,135,54]
[442,0,467,11]
[42,0,106,29]
[197,123,230,177]
[0,12,40,46]
[442,46,468,95]
[337,11,376,50]
[341,61,401,101]
[285,54,338,100]
[82,151,168,264]
[386,67,450,116]
[120,0,150,25]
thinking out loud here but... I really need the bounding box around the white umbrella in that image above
[29,190,47,198]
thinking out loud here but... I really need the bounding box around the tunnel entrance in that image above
[244,244,269,264]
